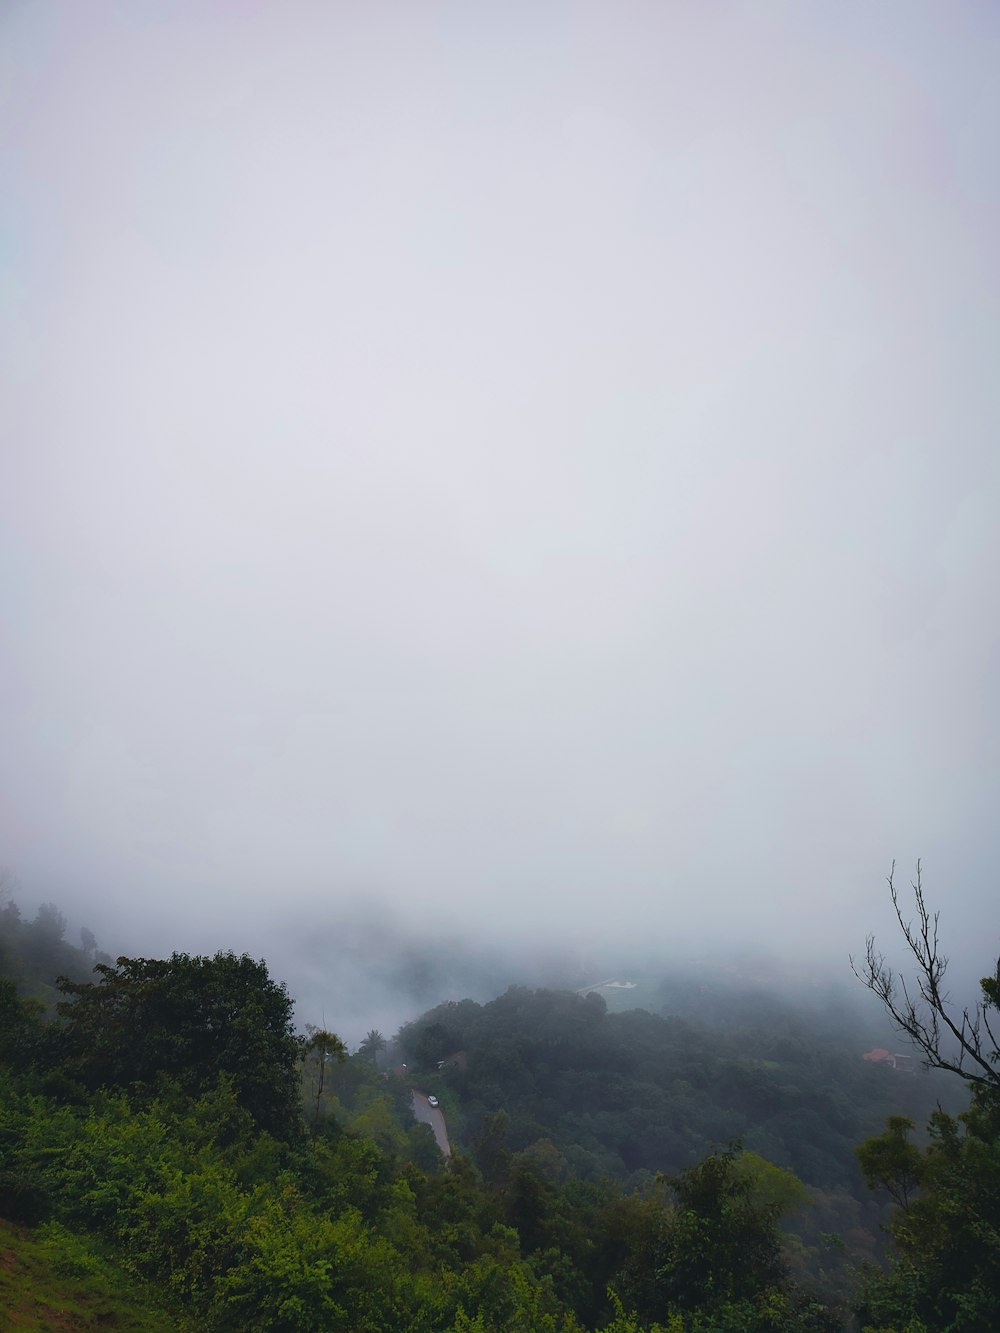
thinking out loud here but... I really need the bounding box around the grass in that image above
[0,1216,176,1331]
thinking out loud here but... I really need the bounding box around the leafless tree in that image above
[852,861,1000,1090]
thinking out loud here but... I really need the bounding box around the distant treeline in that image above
[0,890,110,1007]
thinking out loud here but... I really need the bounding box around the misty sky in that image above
[2,2,998,971]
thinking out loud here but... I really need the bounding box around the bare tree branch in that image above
[851,861,999,1089]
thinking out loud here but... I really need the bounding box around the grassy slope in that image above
[0,1218,175,1332]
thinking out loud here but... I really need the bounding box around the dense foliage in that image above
[1,880,997,1330]
[853,1086,1000,1329]
[396,982,959,1195]
[54,951,303,1140]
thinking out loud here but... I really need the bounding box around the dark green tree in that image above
[0,977,43,1067]
[854,1114,925,1209]
[609,1147,831,1330]
[659,1146,788,1312]
[55,951,303,1139]
[358,1028,387,1065]
[303,1025,347,1128]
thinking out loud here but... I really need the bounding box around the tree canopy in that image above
[55,951,303,1140]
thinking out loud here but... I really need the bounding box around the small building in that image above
[862,1047,897,1067]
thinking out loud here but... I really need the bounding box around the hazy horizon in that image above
[3,3,998,998]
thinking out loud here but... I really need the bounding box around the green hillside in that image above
[0,1217,174,1332]
[1,890,998,1330]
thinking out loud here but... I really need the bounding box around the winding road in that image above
[411,1091,451,1157]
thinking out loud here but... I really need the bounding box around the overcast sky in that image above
[2,2,998,974]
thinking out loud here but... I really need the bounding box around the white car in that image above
[427,1095,439,1107]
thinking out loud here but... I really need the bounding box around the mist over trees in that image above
[2,0,996,1325]
[3,0,998,1006]
[1,869,998,1328]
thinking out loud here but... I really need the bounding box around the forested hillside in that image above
[1,888,998,1330]
[396,981,960,1195]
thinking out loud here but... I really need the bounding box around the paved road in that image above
[411,1091,451,1157]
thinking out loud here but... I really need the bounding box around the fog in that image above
[3,2,998,1027]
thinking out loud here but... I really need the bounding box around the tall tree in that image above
[303,1025,347,1128]
[359,1028,387,1066]
[55,952,303,1139]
